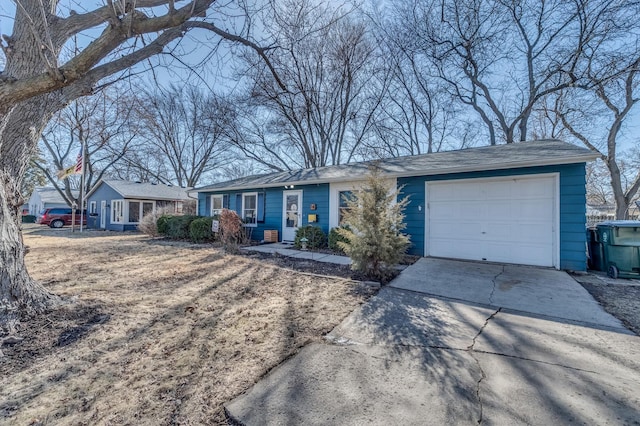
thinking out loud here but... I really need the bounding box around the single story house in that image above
[27,187,76,215]
[86,180,192,231]
[193,139,598,271]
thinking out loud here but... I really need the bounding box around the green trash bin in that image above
[594,221,640,279]
[586,227,605,272]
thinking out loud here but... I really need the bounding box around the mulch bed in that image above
[241,250,420,284]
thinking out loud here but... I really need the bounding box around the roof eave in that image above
[195,154,597,193]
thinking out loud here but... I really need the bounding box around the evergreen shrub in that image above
[189,217,215,243]
[294,225,327,249]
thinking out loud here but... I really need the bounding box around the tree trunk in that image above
[608,159,629,220]
[519,113,529,142]
[0,169,60,315]
[0,98,63,317]
[615,200,629,220]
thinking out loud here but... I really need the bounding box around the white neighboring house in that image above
[28,187,75,215]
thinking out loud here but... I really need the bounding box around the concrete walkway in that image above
[225,258,640,425]
[241,243,352,265]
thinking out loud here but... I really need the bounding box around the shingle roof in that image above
[33,187,78,203]
[99,180,191,200]
[194,139,597,192]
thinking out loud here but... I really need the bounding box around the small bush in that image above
[22,215,36,223]
[219,209,245,252]
[328,226,350,253]
[338,165,410,281]
[189,217,215,243]
[138,207,171,237]
[156,215,171,235]
[166,215,198,239]
[294,225,327,249]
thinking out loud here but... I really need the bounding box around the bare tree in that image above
[0,0,280,316]
[35,87,136,209]
[232,0,384,169]
[390,0,619,144]
[367,8,456,157]
[126,85,234,187]
[585,160,614,205]
[553,56,640,218]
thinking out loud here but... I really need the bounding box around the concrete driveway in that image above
[225,258,640,425]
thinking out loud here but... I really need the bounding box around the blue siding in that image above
[398,163,588,271]
[199,184,330,241]
[86,183,125,231]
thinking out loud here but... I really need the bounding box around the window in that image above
[112,200,124,223]
[126,200,155,224]
[143,202,154,217]
[243,193,257,226]
[338,190,353,225]
[211,195,223,217]
[89,201,97,215]
[128,201,140,223]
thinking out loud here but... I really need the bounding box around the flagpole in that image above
[79,140,86,232]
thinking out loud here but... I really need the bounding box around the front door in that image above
[100,201,106,228]
[282,190,303,242]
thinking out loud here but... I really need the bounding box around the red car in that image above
[36,208,87,228]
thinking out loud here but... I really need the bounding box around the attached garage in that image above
[195,139,598,271]
[425,174,557,268]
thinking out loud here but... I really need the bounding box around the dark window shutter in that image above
[235,193,242,216]
[257,192,265,222]
[223,194,229,209]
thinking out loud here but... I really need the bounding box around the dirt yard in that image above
[1,225,377,425]
[573,272,640,335]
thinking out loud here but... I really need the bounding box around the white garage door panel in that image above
[485,223,553,245]
[430,238,479,259]
[430,221,482,239]
[426,176,556,267]
[515,201,554,220]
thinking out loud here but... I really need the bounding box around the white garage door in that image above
[426,175,557,267]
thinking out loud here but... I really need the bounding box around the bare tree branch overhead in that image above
[126,84,234,187]
[0,0,279,316]
[230,0,385,169]
[2,0,640,320]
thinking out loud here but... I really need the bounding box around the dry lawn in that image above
[1,225,376,425]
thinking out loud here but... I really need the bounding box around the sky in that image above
[1,1,638,156]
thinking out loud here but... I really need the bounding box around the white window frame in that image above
[330,182,361,229]
[89,201,97,215]
[111,199,124,224]
[210,194,224,217]
[125,199,156,224]
[337,190,354,226]
[242,192,258,227]
[329,179,397,229]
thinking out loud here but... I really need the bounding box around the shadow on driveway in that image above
[225,259,640,425]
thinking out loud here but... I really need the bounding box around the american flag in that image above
[74,147,83,174]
